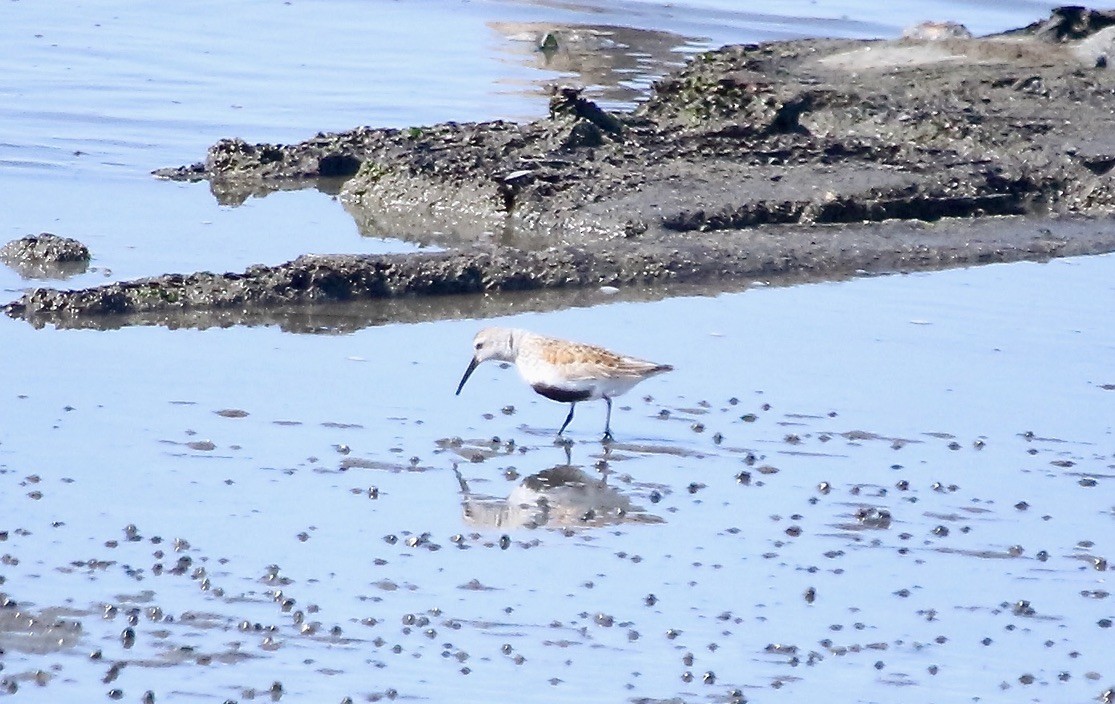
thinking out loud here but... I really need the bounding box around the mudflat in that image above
[7,7,1115,327]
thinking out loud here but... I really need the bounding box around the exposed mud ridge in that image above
[8,7,1115,326]
[9,217,1113,330]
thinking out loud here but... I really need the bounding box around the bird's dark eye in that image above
[474,342,483,350]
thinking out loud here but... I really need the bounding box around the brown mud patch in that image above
[8,7,1115,328]
[1,232,91,280]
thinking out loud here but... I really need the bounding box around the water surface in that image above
[2,255,1113,702]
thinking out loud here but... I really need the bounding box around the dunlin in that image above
[455,327,673,441]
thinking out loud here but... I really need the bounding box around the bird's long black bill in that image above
[456,357,480,395]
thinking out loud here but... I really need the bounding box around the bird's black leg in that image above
[602,397,614,442]
[558,402,576,436]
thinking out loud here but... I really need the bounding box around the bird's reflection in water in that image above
[456,444,663,529]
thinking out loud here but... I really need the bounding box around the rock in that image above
[902,21,972,41]
[1012,6,1115,43]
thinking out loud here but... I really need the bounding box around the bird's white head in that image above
[456,327,516,395]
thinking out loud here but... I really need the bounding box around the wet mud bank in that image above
[1,233,91,281]
[7,217,1115,330]
[9,7,1115,327]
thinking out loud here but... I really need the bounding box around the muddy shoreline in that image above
[8,216,1113,331]
[7,7,1115,327]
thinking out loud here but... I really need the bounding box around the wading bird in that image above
[456,327,673,441]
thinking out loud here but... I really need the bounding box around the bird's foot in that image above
[601,430,615,443]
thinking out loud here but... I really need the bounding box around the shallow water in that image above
[1,1,1111,702]
[2,255,1113,703]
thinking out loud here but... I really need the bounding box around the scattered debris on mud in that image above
[7,7,1115,326]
